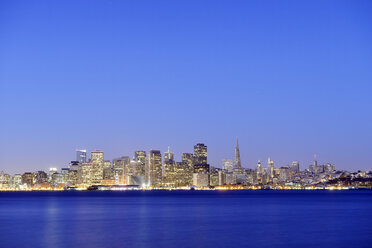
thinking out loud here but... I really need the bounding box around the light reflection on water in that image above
[0,191,371,248]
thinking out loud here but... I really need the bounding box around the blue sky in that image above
[0,0,371,173]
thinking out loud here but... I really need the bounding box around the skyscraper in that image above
[91,150,104,185]
[194,143,207,165]
[222,159,233,172]
[134,151,146,177]
[267,158,274,179]
[113,156,130,185]
[193,143,209,173]
[233,138,242,174]
[164,146,174,163]
[146,150,162,187]
[76,149,87,164]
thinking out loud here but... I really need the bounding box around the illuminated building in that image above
[267,158,274,180]
[323,163,335,172]
[279,167,291,182]
[134,151,146,176]
[233,138,242,174]
[223,160,233,173]
[12,174,22,188]
[103,160,113,180]
[0,171,10,188]
[225,172,237,185]
[51,172,64,186]
[164,147,174,163]
[194,143,207,165]
[76,149,87,163]
[218,170,226,185]
[256,161,263,183]
[236,174,247,184]
[146,150,162,187]
[91,150,104,185]
[69,161,80,170]
[81,162,93,185]
[209,167,220,186]
[68,169,79,186]
[34,171,48,184]
[193,172,209,187]
[22,172,34,187]
[113,156,130,185]
[193,143,209,175]
[182,153,194,166]
[290,161,300,173]
[61,168,70,184]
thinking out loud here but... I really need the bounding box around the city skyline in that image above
[0,141,345,175]
[2,140,370,191]
[1,0,372,173]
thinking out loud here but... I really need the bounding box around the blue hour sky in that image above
[0,0,371,173]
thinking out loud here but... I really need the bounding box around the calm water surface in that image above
[0,190,371,248]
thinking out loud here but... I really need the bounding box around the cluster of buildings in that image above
[0,139,371,190]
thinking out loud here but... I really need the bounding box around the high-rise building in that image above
[290,161,300,173]
[91,150,104,185]
[76,149,87,164]
[194,143,207,165]
[164,147,174,163]
[193,143,209,174]
[163,147,175,185]
[233,138,242,174]
[146,150,162,187]
[113,156,130,185]
[81,162,92,185]
[21,172,34,187]
[223,160,233,172]
[182,153,194,166]
[267,158,274,179]
[134,151,146,177]
[279,167,291,182]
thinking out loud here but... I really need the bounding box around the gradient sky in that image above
[1,0,371,174]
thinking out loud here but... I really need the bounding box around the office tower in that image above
[0,171,10,188]
[223,160,233,172]
[194,143,207,165]
[69,161,80,170]
[209,167,220,186]
[290,161,300,173]
[103,160,113,180]
[146,150,162,187]
[323,163,335,172]
[134,151,146,176]
[81,162,93,185]
[76,149,87,164]
[90,150,104,185]
[218,170,226,185]
[225,173,237,185]
[182,153,194,166]
[279,167,291,182]
[12,174,22,188]
[181,153,194,186]
[68,169,79,187]
[21,173,34,187]
[61,168,70,184]
[113,156,130,185]
[233,138,242,174]
[164,146,174,163]
[267,158,274,179]
[256,160,263,180]
[193,172,209,187]
[193,143,209,174]
[34,171,48,184]
[51,173,64,186]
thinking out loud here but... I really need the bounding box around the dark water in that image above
[0,191,371,248]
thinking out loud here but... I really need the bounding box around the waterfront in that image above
[0,190,371,248]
